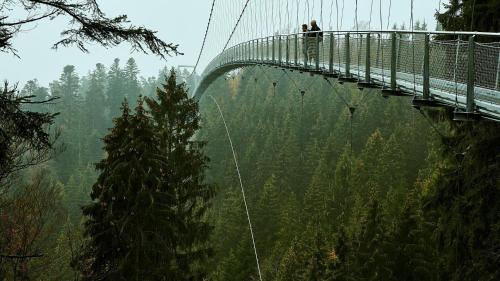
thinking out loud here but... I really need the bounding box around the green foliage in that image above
[79,71,214,280]
[199,65,499,281]
[436,0,500,33]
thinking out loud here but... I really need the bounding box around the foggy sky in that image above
[1,0,442,87]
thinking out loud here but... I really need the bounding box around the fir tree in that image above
[124,58,141,106]
[145,69,215,280]
[353,198,390,281]
[106,58,126,119]
[80,99,176,280]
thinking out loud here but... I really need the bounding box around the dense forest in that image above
[200,68,499,281]
[0,60,200,279]
[1,0,499,280]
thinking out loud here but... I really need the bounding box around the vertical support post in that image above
[278,36,282,65]
[423,34,430,99]
[295,34,299,66]
[252,40,255,61]
[390,32,397,90]
[272,36,276,63]
[329,33,334,73]
[304,35,308,67]
[397,33,402,71]
[266,37,270,61]
[315,33,320,71]
[245,43,248,61]
[365,33,371,83]
[262,39,265,62]
[495,49,500,89]
[255,39,258,61]
[345,33,351,77]
[466,35,476,112]
[256,40,258,61]
[286,35,290,65]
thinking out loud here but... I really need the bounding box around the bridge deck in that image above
[195,31,500,121]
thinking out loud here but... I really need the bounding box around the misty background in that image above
[1,0,442,86]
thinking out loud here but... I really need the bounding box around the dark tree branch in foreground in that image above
[0,82,60,189]
[0,0,181,58]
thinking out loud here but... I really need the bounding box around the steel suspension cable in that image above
[470,0,476,31]
[192,0,217,75]
[296,0,299,30]
[329,0,334,29]
[335,0,341,72]
[369,0,374,30]
[355,0,360,78]
[410,0,417,96]
[340,0,344,29]
[379,0,386,85]
[386,0,392,30]
[209,95,263,281]
[223,0,252,52]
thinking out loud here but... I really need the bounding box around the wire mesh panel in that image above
[320,34,329,70]
[475,42,500,90]
[334,35,346,73]
[397,38,425,82]
[198,30,500,120]
[349,34,365,74]
[298,35,307,67]
[429,39,469,96]
[371,35,392,83]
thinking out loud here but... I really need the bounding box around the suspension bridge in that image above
[192,0,500,122]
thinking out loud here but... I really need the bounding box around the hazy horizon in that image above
[1,0,442,87]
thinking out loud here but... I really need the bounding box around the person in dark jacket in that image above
[309,20,323,37]
[307,20,322,64]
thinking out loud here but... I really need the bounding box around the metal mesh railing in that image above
[198,30,500,119]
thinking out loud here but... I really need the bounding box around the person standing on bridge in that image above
[302,24,310,64]
[307,20,323,66]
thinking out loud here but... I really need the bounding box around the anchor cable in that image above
[209,95,263,281]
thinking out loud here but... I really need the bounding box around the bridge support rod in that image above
[315,33,320,71]
[390,32,397,90]
[466,35,476,112]
[272,36,276,63]
[329,33,334,73]
[256,39,259,62]
[496,48,500,89]
[267,37,270,62]
[294,34,299,66]
[423,34,430,99]
[365,33,371,83]
[286,35,290,65]
[345,33,351,77]
[278,36,282,65]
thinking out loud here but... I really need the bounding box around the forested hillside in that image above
[0,60,199,279]
[199,67,500,281]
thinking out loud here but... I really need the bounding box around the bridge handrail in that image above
[266,30,500,38]
[197,30,500,121]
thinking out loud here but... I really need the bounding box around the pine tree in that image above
[84,63,107,162]
[80,100,176,280]
[386,191,433,281]
[436,0,500,33]
[353,198,390,281]
[106,58,125,119]
[325,226,352,281]
[303,231,328,281]
[255,175,281,258]
[124,58,141,106]
[145,69,215,280]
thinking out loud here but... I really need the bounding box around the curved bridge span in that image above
[194,30,500,122]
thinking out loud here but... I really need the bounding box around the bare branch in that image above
[0,0,181,58]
